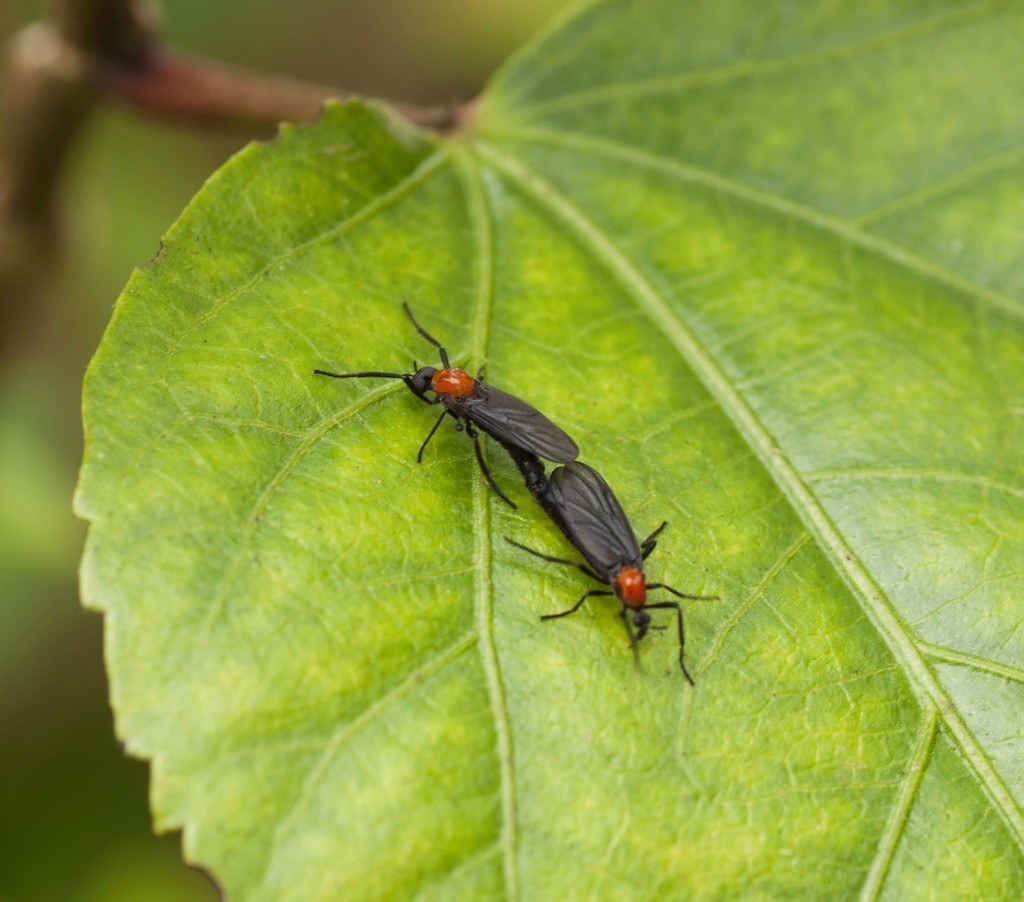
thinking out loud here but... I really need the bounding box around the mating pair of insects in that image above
[315,304,717,682]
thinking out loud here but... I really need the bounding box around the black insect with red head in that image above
[507,459,717,683]
[315,303,578,507]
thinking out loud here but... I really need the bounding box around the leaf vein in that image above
[853,140,1024,228]
[170,148,450,350]
[409,841,503,901]
[807,467,1024,502]
[494,0,1001,123]
[919,641,1024,685]
[859,710,938,901]
[197,384,404,637]
[255,630,478,894]
[454,150,521,902]
[475,143,1024,849]
[697,531,813,676]
[477,127,1024,323]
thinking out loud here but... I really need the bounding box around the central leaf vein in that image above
[478,126,1024,323]
[472,140,1024,850]
[453,148,520,901]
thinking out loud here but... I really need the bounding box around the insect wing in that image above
[461,383,579,462]
[549,462,642,578]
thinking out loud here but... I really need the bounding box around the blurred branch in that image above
[50,0,156,62]
[0,0,465,356]
[94,48,463,132]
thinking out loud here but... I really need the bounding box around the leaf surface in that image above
[77,1,1024,897]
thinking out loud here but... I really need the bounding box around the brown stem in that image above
[93,48,465,132]
[0,23,97,355]
[96,49,342,128]
[50,0,156,62]
[1,0,158,353]
[1,24,94,221]
[0,1,470,356]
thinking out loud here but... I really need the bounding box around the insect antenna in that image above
[403,302,450,368]
[313,369,405,380]
[646,582,719,602]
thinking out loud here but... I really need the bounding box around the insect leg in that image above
[640,520,668,560]
[619,605,643,671]
[643,601,693,685]
[541,589,612,621]
[417,410,449,463]
[466,425,516,508]
[503,537,602,582]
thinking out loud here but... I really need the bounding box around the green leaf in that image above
[76,1,1024,898]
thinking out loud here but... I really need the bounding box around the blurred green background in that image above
[0,2,568,897]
